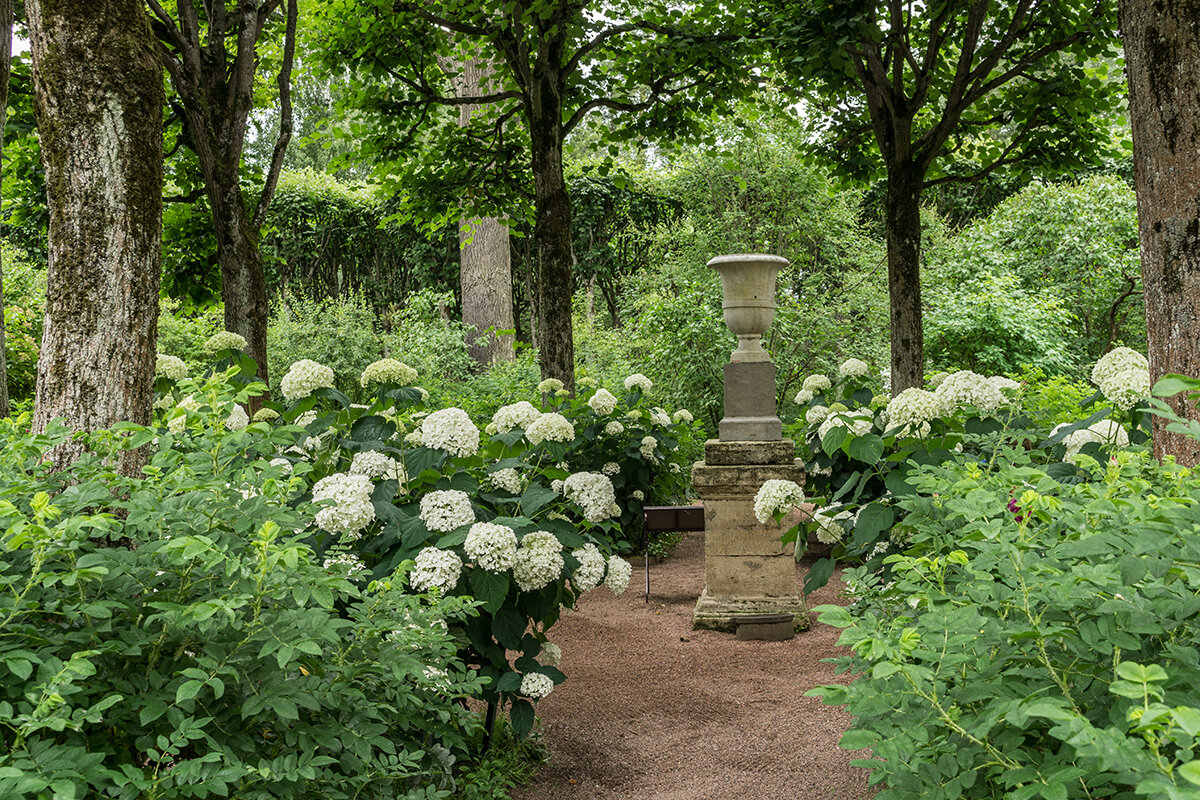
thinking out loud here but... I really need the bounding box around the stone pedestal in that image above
[692,440,808,632]
[718,362,782,441]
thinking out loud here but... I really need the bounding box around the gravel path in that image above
[510,532,874,800]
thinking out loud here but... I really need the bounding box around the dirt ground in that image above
[509,532,875,800]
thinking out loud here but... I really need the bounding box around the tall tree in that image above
[144,0,298,388]
[0,0,13,418]
[28,0,163,475]
[1120,0,1200,465]
[320,0,752,391]
[775,0,1122,391]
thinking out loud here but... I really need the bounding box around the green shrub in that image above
[268,290,385,400]
[155,298,226,373]
[379,289,476,389]
[2,243,46,402]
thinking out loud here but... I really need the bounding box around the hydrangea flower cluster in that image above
[1091,347,1150,410]
[605,421,625,436]
[540,641,562,667]
[624,373,652,393]
[225,404,250,432]
[935,370,1006,414]
[323,551,367,574]
[838,358,869,379]
[806,405,830,425]
[167,394,201,435]
[650,408,671,427]
[156,353,187,381]
[562,472,619,522]
[312,473,376,538]
[571,543,607,591]
[525,413,575,445]
[818,409,874,441]
[419,490,475,532]
[754,479,805,524]
[520,672,555,700]
[513,531,565,591]
[464,522,519,571]
[602,461,621,476]
[673,409,693,423]
[281,359,335,401]
[538,378,564,394]
[254,407,279,422]
[811,508,853,544]
[203,331,248,352]
[1061,419,1130,463]
[990,376,1021,394]
[269,457,292,474]
[486,467,522,494]
[640,436,658,459]
[885,388,944,438]
[793,389,814,405]
[802,374,832,392]
[491,401,540,434]
[360,358,417,388]
[588,388,618,415]
[420,408,480,457]
[349,450,406,484]
[604,555,632,594]
[410,547,463,593]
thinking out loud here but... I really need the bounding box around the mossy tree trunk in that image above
[27,0,163,475]
[0,0,12,418]
[1120,0,1200,465]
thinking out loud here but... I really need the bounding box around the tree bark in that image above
[885,161,926,392]
[1120,0,1200,465]
[454,57,515,368]
[0,0,12,417]
[28,0,163,475]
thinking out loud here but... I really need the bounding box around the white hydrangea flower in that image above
[538,378,564,394]
[491,401,540,434]
[624,373,652,393]
[602,461,621,476]
[155,353,187,381]
[650,408,672,427]
[639,436,658,459]
[525,413,575,445]
[935,370,1006,414]
[410,547,463,593]
[669,463,682,474]
[551,479,564,493]
[269,457,293,474]
[540,641,562,667]
[464,522,519,571]
[631,489,645,501]
[513,531,565,592]
[926,371,949,389]
[806,405,830,426]
[167,394,201,435]
[1063,419,1130,463]
[886,388,944,438]
[1092,347,1150,410]
[416,387,430,402]
[312,473,376,538]
[990,376,1021,394]
[323,551,367,574]
[588,388,618,415]
[349,450,406,485]
[793,389,814,405]
[604,555,632,594]
[673,409,693,423]
[626,409,642,420]
[571,543,607,591]
[404,429,424,447]
[486,467,522,494]
[577,376,598,389]
[420,408,480,457]
[520,672,555,700]
[296,410,318,427]
[811,508,853,545]
[818,409,874,441]
[281,359,335,402]
[563,472,619,522]
[225,404,250,431]
[254,407,279,422]
[838,358,869,379]
[753,479,805,524]
[203,331,248,352]
[360,358,417,388]
[605,421,625,435]
[419,490,475,532]
[802,374,832,392]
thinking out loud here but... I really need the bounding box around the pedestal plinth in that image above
[692,440,808,632]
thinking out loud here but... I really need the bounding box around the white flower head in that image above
[269,457,292,474]
[802,374,832,393]
[639,436,658,459]
[602,461,621,476]
[420,407,480,457]
[838,358,869,379]
[605,421,625,436]
[588,388,619,415]
[360,358,417,388]
[486,467,522,494]
[624,373,653,393]
[604,555,632,595]
[410,547,463,593]
[673,409,693,424]
[650,408,672,427]
[818,409,874,441]
[805,405,830,426]
[989,376,1021,395]
[492,401,541,434]
[631,489,645,501]
[753,479,805,524]
[563,472,619,522]
[885,388,944,438]
[525,413,575,445]
[513,531,565,592]
[323,551,368,575]
[540,641,562,667]
[464,522,519,571]
[156,353,187,381]
[577,376,598,389]
[204,331,248,353]
[281,359,335,402]
[538,378,564,394]
[254,407,279,422]
[167,394,201,435]
[225,404,250,432]
[793,389,814,405]
[1063,419,1130,463]
[811,508,853,545]
[419,490,475,532]
[312,473,376,538]
[349,450,407,485]
[571,543,607,591]
[520,672,555,700]
[935,370,1006,414]
[1092,348,1150,410]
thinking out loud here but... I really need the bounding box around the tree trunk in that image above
[1120,0,1200,465]
[28,0,163,475]
[209,172,270,387]
[884,162,926,392]
[529,76,575,393]
[0,0,12,417]
[455,57,515,368]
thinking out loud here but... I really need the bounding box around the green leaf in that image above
[821,426,848,456]
[852,503,895,546]
[509,698,535,738]
[838,729,877,750]
[1179,760,1200,786]
[1152,374,1200,398]
[469,568,510,612]
[519,483,558,516]
[492,606,526,650]
[140,699,167,725]
[350,415,395,442]
[176,680,203,703]
[496,672,522,693]
[845,433,883,464]
[803,557,836,595]
[812,604,852,628]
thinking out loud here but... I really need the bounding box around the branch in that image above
[920,115,1038,188]
[164,187,207,204]
[146,0,187,52]
[253,0,297,233]
[1104,273,1143,354]
[394,1,494,37]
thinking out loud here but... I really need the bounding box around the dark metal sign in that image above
[640,505,705,601]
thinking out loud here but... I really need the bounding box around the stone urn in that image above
[708,254,788,363]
